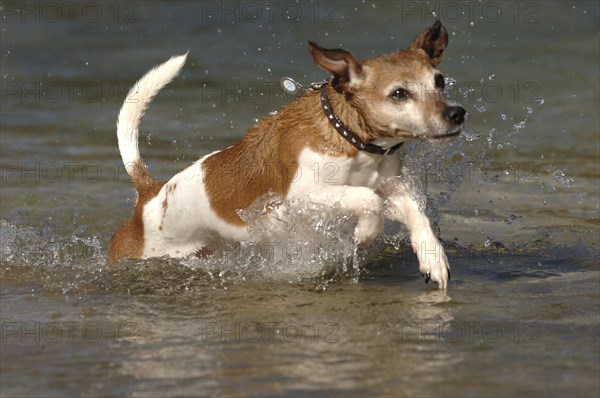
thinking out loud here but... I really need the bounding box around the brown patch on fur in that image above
[158,196,166,231]
[158,183,178,231]
[202,88,365,226]
[108,159,165,264]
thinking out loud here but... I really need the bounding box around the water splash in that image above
[0,219,104,268]
[546,166,574,188]
[182,192,361,282]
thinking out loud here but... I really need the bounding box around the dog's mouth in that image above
[393,129,461,142]
[428,130,461,141]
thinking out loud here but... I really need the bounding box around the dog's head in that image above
[309,21,466,142]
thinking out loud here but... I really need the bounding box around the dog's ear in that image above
[308,41,363,92]
[408,20,448,66]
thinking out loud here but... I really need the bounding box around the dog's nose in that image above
[444,106,466,125]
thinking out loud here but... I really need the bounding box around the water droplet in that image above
[465,132,481,142]
[501,114,509,120]
[488,74,496,80]
[513,121,526,130]
[547,167,574,188]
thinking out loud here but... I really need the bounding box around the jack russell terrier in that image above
[109,21,466,289]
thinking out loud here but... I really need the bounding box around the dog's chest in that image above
[288,148,400,195]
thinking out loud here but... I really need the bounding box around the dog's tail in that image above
[116,53,188,191]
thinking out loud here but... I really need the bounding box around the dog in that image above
[109,21,466,289]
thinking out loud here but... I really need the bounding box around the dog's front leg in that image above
[385,182,450,289]
[302,186,384,248]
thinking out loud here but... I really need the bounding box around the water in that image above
[1,1,599,397]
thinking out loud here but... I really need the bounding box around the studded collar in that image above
[319,84,403,156]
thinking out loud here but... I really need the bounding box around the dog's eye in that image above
[435,74,445,90]
[390,88,409,100]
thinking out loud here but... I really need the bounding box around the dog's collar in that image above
[319,84,403,156]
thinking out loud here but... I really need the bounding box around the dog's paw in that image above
[411,237,450,290]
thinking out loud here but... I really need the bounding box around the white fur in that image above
[287,147,396,245]
[289,148,449,287]
[117,53,188,175]
[141,153,249,258]
[385,182,450,290]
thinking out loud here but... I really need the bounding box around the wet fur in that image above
[109,22,466,289]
